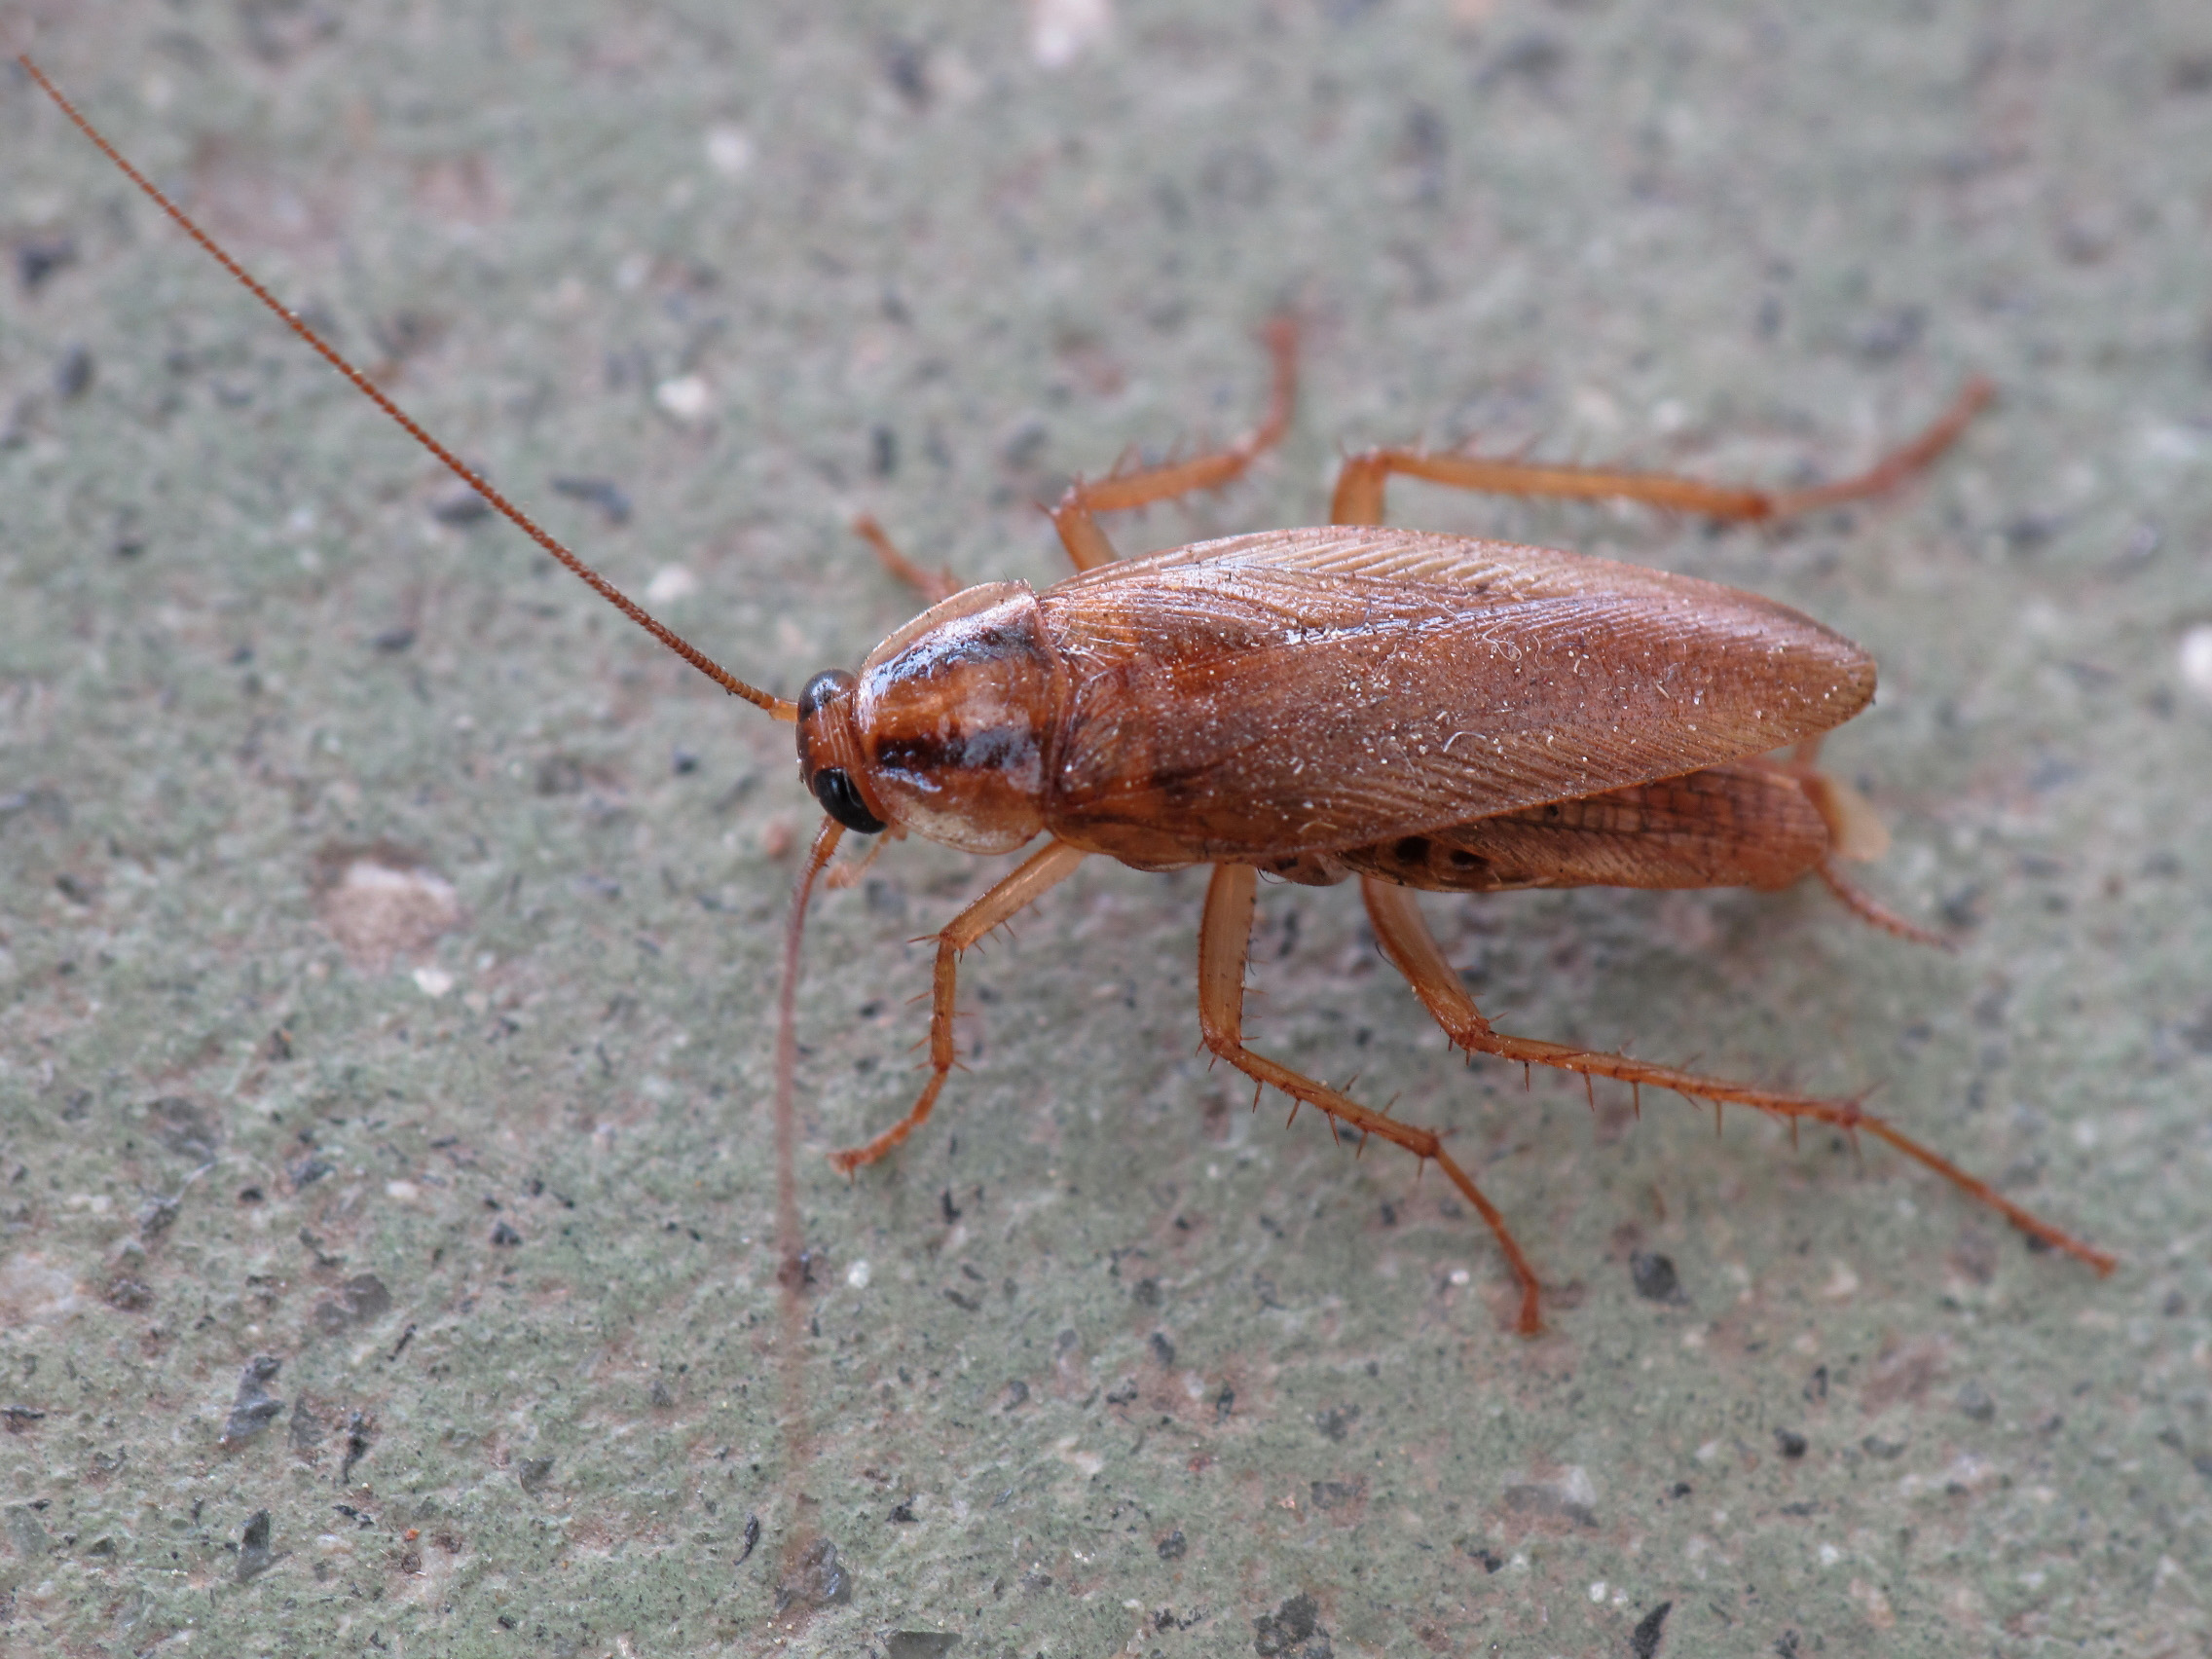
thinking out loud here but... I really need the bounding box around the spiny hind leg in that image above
[1051,315,1299,572]
[829,841,1088,1175]
[1198,863,1545,1334]
[1331,378,1992,527]
[1357,876,2116,1275]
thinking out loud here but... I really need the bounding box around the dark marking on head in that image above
[797,670,854,723]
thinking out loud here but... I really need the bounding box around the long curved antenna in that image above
[21,55,796,724]
[769,817,842,1582]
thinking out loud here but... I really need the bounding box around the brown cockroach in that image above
[31,60,2115,1336]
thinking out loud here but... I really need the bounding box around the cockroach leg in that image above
[1783,762,1951,943]
[1049,315,1299,572]
[1357,877,2119,1277]
[824,830,895,893]
[1814,856,1951,949]
[828,840,1088,1177]
[1198,864,1546,1335]
[1330,378,1993,529]
[1767,378,1995,518]
[851,513,960,605]
[1788,765,1891,863]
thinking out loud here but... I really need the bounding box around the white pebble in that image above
[2178,624,2212,704]
[705,125,754,178]
[655,375,712,422]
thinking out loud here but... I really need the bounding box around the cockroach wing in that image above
[1035,527,1874,867]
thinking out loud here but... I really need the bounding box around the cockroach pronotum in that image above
[28,59,2115,1336]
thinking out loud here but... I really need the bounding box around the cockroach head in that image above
[795,670,887,834]
[794,583,1062,855]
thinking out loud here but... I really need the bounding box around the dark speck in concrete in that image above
[1158,1528,1187,1561]
[1315,1404,1360,1442]
[885,1632,957,1659]
[219,1357,284,1449]
[490,1220,523,1246]
[1629,1599,1673,1658]
[54,344,93,400]
[236,1510,276,1582]
[775,1536,852,1611]
[313,1273,393,1333]
[431,487,493,526]
[147,1096,222,1161]
[551,476,632,525]
[1630,1252,1688,1305]
[1774,1428,1808,1459]
[1252,1591,1332,1658]
[736,1512,759,1565]
[517,1456,555,1493]
[17,235,76,292]
[338,1411,375,1483]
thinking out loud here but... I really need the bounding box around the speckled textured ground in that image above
[4,3,2211,1655]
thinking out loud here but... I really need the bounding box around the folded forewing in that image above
[1038,528,1874,865]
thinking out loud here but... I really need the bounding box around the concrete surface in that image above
[3,2,2211,1655]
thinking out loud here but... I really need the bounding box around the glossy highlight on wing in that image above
[1035,529,1875,865]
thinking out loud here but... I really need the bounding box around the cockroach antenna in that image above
[28,54,846,1550]
[18,55,798,725]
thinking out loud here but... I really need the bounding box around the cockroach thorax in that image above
[836,581,1065,855]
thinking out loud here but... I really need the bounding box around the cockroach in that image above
[29,60,2115,1337]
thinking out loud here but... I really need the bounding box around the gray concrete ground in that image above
[3,2,2210,1654]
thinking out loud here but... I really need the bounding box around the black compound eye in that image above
[810,766,886,834]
